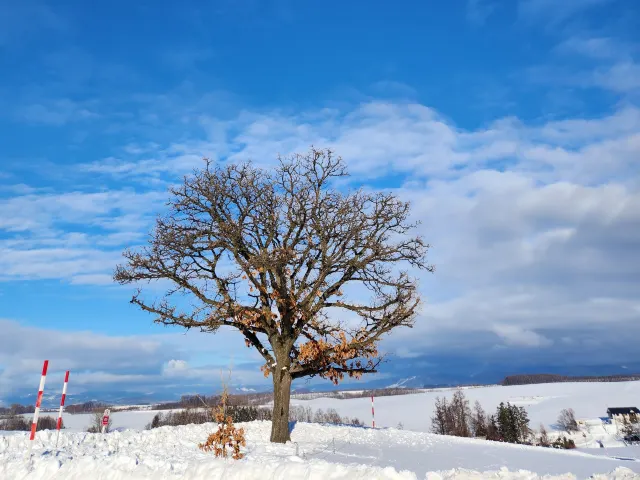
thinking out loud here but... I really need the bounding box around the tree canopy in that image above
[115,148,432,442]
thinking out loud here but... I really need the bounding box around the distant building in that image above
[607,407,640,422]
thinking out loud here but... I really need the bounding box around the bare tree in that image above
[114,148,432,443]
[450,389,472,437]
[557,408,579,433]
[431,397,449,435]
[471,400,487,438]
[621,414,639,437]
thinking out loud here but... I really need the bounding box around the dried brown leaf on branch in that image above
[198,367,247,460]
[198,405,246,460]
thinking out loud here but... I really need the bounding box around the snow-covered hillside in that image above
[2,421,639,479]
[293,381,640,447]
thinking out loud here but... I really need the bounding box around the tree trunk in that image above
[270,367,292,443]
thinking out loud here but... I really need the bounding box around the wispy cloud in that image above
[592,62,640,93]
[0,189,164,283]
[555,36,633,60]
[0,1,66,47]
[15,99,100,126]
[518,0,612,25]
[466,0,496,26]
[525,34,640,96]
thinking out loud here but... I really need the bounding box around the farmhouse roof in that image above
[607,407,640,415]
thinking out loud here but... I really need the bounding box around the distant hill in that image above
[501,373,640,386]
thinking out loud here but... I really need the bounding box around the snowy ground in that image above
[3,382,640,478]
[1,421,640,479]
[292,381,640,448]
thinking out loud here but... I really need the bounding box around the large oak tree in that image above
[115,148,432,443]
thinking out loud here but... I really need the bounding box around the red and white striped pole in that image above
[28,360,48,456]
[55,371,70,448]
[371,395,375,428]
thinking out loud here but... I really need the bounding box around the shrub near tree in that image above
[199,385,246,460]
[537,424,551,447]
[115,148,433,443]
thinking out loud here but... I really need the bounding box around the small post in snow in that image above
[371,395,376,429]
[27,360,49,458]
[101,408,111,434]
[55,371,70,448]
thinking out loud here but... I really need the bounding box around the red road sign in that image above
[102,415,109,426]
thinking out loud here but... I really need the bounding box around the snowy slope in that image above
[293,382,640,436]
[2,421,640,479]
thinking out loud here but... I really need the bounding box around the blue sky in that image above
[1,0,640,403]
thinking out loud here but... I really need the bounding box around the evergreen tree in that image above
[495,402,530,444]
[516,406,531,443]
[486,414,500,441]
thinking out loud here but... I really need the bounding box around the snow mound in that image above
[1,422,639,479]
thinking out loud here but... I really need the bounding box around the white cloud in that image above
[0,320,265,401]
[163,359,190,377]
[0,190,164,283]
[491,324,553,347]
[3,97,640,372]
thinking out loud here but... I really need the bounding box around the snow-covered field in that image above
[1,421,639,479]
[29,409,172,432]
[293,381,640,448]
[2,382,640,478]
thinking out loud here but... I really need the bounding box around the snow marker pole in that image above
[55,370,70,448]
[28,360,49,458]
[371,395,375,429]
[101,408,111,434]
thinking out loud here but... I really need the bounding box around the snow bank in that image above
[2,421,639,479]
[1,455,416,480]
